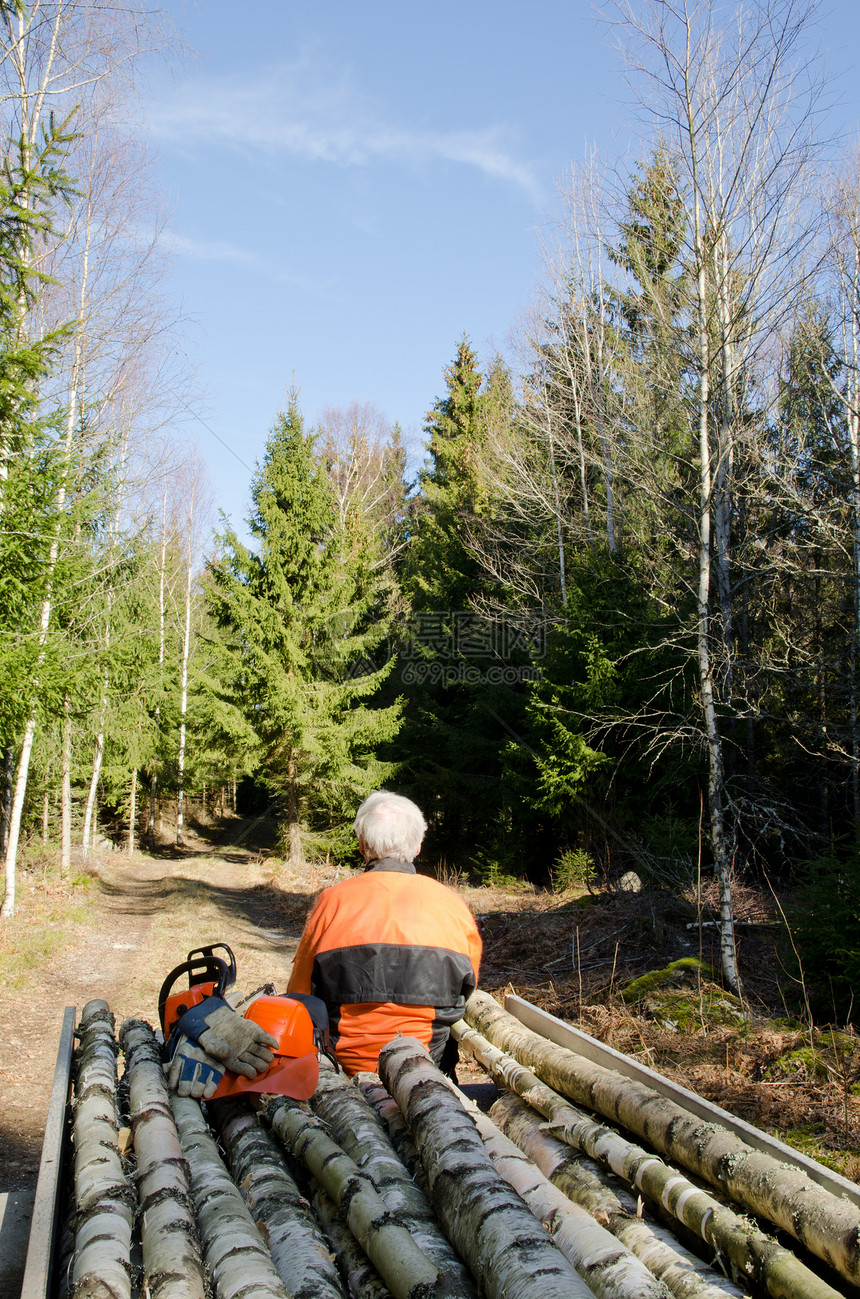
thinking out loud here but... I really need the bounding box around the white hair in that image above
[353,790,427,862]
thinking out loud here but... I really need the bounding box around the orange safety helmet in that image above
[209,994,320,1101]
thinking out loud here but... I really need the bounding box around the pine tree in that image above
[208,392,401,866]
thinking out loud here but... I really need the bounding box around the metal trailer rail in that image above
[19,1006,76,1299]
[506,992,860,1210]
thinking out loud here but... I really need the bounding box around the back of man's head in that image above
[354,790,427,863]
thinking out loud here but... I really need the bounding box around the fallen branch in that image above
[119,1018,205,1299]
[71,1000,135,1299]
[378,1035,596,1299]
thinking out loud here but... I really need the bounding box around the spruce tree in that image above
[208,392,401,865]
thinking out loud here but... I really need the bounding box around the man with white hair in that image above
[287,789,482,1076]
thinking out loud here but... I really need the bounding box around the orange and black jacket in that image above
[287,859,482,1076]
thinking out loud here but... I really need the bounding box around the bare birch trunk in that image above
[61,698,72,873]
[170,1092,290,1299]
[81,717,105,859]
[265,1095,461,1299]
[127,769,136,856]
[212,1098,347,1299]
[176,497,194,849]
[118,1019,205,1299]
[488,1091,747,1299]
[71,1001,134,1299]
[378,1036,594,1299]
[462,993,860,1292]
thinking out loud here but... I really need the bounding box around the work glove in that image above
[166,1037,225,1099]
[174,995,278,1079]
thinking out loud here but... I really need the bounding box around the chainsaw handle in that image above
[186,943,237,988]
[157,943,236,1035]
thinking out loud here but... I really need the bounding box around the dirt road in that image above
[0,834,319,1197]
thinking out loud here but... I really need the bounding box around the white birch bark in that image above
[310,1061,476,1294]
[118,1019,205,1299]
[309,1182,394,1299]
[378,1036,597,1299]
[71,1000,134,1299]
[461,1090,677,1299]
[461,994,860,1294]
[213,1098,347,1299]
[170,1092,290,1299]
[265,1095,463,1299]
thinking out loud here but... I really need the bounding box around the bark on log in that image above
[170,1092,290,1299]
[70,1000,135,1299]
[212,1098,347,1299]
[460,1088,675,1299]
[488,1093,745,1299]
[455,1015,843,1299]
[378,1035,597,1299]
[309,1182,395,1299]
[464,991,860,1289]
[119,1018,205,1299]
[355,1073,428,1194]
[311,1061,476,1295]
[265,1095,465,1299]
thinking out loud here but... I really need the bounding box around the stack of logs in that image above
[62,990,860,1299]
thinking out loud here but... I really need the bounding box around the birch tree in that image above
[597,0,827,987]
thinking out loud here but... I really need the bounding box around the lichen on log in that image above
[378,1035,597,1299]
[212,1097,347,1299]
[455,1013,844,1299]
[70,1000,135,1299]
[119,1018,205,1299]
[464,990,860,1291]
[266,1094,464,1299]
[170,1092,290,1299]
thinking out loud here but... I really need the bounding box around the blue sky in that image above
[142,1,860,534]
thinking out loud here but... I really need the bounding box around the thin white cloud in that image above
[163,231,333,292]
[146,63,542,203]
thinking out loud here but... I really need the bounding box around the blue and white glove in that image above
[166,1036,225,1099]
[173,996,277,1079]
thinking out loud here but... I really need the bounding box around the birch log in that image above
[378,1036,597,1299]
[212,1098,347,1299]
[355,1073,427,1193]
[71,1000,135,1299]
[461,1090,675,1299]
[311,1062,476,1295]
[488,1093,745,1299]
[464,990,860,1290]
[309,1182,395,1299]
[119,1019,205,1299]
[170,1093,290,1299]
[455,1017,844,1299]
[265,1095,465,1299]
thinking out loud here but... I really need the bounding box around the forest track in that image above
[0,823,316,1201]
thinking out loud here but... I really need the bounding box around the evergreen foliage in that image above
[207,393,401,861]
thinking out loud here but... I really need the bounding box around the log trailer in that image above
[19,992,860,1299]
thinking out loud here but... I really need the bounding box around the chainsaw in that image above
[158,942,329,1101]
